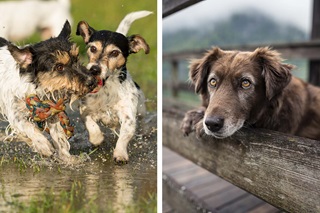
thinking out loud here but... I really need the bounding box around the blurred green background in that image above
[3,0,157,111]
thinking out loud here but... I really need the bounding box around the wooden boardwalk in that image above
[163,147,281,213]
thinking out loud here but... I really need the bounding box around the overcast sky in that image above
[163,0,313,34]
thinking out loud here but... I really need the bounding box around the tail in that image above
[116,11,153,36]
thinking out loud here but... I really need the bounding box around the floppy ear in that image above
[252,47,293,100]
[76,21,95,44]
[189,47,223,94]
[128,35,150,54]
[58,20,71,39]
[7,44,33,69]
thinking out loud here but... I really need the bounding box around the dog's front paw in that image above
[195,120,205,138]
[181,108,205,136]
[113,148,129,164]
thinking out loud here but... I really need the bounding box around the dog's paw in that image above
[113,149,129,165]
[181,108,205,136]
[195,121,205,138]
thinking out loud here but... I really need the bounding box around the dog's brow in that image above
[55,51,70,64]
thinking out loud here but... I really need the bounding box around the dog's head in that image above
[190,47,293,138]
[7,21,97,103]
[76,21,149,84]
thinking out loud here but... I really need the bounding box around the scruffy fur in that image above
[76,11,151,163]
[0,21,97,162]
[181,47,320,140]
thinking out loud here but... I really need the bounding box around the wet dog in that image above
[76,11,152,163]
[0,21,97,162]
[181,47,320,140]
[0,0,72,41]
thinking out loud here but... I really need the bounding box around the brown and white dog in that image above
[76,11,152,163]
[181,47,320,140]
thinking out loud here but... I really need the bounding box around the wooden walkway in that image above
[163,147,281,213]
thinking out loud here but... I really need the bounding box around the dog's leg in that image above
[47,120,71,161]
[113,110,137,163]
[8,104,54,157]
[181,107,206,136]
[83,115,104,146]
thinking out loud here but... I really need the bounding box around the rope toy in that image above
[25,94,74,138]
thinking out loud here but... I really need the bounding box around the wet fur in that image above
[76,11,151,163]
[181,47,320,140]
[0,21,97,162]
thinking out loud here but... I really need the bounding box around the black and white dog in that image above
[76,11,152,163]
[0,21,97,162]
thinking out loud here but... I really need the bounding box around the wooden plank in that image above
[218,194,265,213]
[163,104,320,212]
[247,203,280,213]
[309,0,320,85]
[163,0,203,17]
[163,40,320,61]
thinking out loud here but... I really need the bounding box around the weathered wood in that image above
[163,103,320,212]
[163,0,203,17]
[163,40,320,61]
[171,59,179,97]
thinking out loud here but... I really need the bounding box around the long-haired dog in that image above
[0,21,97,162]
[0,0,72,41]
[181,47,320,140]
[76,11,152,163]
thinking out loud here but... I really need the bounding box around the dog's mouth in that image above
[90,76,105,94]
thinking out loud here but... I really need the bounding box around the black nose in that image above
[85,76,97,88]
[90,65,101,75]
[205,116,224,132]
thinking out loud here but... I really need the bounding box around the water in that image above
[0,112,157,212]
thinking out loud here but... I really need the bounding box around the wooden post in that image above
[309,0,320,85]
[171,59,179,97]
[163,103,320,212]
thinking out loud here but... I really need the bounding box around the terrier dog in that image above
[0,0,72,41]
[76,11,152,163]
[0,21,97,162]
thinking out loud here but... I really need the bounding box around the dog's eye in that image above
[109,50,120,58]
[90,46,97,53]
[56,64,64,72]
[241,79,252,89]
[209,78,217,88]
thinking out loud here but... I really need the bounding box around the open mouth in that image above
[90,76,105,94]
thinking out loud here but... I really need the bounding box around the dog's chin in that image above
[203,122,244,139]
[90,76,104,94]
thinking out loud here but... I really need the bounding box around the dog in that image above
[76,11,152,163]
[181,47,320,140]
[0,0,72,41]
[0,21,97,162]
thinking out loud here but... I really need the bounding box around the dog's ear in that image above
[128,35,150,54]
[252,47,293,100]
[76,21,95,44]
[7,44,33,69]
[189,47,223,94]
[58,20,71,39]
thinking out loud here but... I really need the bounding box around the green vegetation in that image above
[163,12,307,53]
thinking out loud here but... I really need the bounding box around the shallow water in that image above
[0,112,157,212]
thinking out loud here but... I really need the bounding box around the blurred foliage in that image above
[163,12,307,53]
[2,0,157,111]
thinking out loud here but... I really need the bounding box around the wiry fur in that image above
[0,0,72,41]
[76,11,151,163]
[181,47,320,140]
[0,21,97,162]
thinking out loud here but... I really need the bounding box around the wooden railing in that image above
[163,102,320,212]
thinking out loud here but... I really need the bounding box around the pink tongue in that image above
[90,77,103,94]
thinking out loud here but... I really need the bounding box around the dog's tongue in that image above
[90,77,104,94]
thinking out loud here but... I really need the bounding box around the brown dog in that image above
[181,47,320,140]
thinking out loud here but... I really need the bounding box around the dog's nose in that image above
[205,116,224,132]
[90,65,101,75]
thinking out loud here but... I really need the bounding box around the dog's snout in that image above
[205,116,224,132]
[90,65,101,75]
